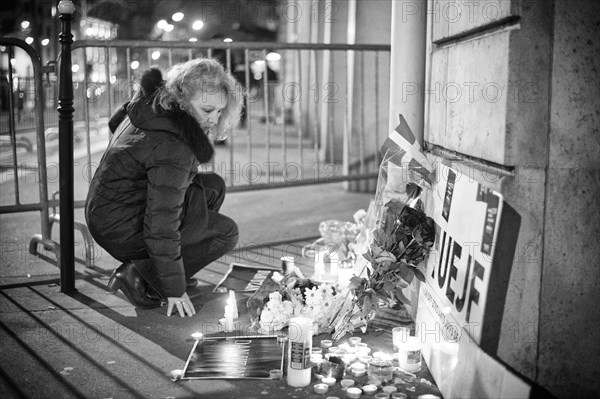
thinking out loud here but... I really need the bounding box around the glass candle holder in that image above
[398,336,422,372]
[367,358,394,386]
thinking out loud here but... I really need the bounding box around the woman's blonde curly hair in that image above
[153,58,243,140]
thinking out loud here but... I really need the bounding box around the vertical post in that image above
[388,0,427,142]
[58,0,76,293]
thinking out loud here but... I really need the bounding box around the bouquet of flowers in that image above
[329,190,436,340]
[350,198,435,316]
[247,272,340,334]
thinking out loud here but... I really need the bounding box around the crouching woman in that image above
[85,58,242,317]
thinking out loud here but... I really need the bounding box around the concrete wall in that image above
[419,0,600,397]
[539,0,600,396]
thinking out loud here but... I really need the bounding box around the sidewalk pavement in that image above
[0,184,377,399]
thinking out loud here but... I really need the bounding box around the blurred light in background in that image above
[172,12,184,22]
[131,60,139,70]
[151,50,161,60]
[189,38,198,42]
[157,19,168,30]
[192,20,204,30]
[223,38,233,43]
[72,64,80,73]
[41,38,50,46]
[25,37,34,45]
[164,24,174,32]
[266,52,281,61]
[21,21,30,30]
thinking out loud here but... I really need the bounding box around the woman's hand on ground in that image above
[166,292,196,317]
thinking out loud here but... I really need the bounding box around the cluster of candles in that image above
[309,337,407,398]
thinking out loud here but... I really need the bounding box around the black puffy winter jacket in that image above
[85,69,214,297]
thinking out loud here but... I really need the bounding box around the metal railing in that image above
[0,38,60,268]
[0,37,390,284]
[71,39,390,191]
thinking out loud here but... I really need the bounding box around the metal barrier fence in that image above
[71,39,390,191]
[0,38,61,268]
[0,37,389,285]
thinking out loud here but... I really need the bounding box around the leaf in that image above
[382,281,397,294]
[363,252,375,264]
[394,288,411,305]
[370,244,384,257]
[349,276,366,290]
[413,268,426,283]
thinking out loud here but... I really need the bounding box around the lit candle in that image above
[191,332,203,341]
[228,290,238,319]
[224,305,234,332]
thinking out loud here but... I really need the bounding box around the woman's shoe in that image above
[107,263,163,308]
[186,278,200,289]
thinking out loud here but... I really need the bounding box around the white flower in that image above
[318,283,335,298]
[261,308,275,323]
[269,291,282,303]
[282,301,294,316]
[304,286,320,306]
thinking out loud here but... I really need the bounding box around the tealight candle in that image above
[322,377,336,386]
[170,369,183,381]
[343,353,357,364]
[356,344,371,356]
[312,347,323,354]
[351,368,366,377]
[314,383,329,394]
[346,387,362,398]
[321,340,333,348]
[277,331,288,343]
[382,386,397,394]
[349,337,362,346]
[362,384,378,395]
[358,356,373,364]
[340,379,355,390]
[328,346,339,353]
[191,332,203,340]
[391,393,408,399]
[374,393,390,399]
[350,362,366,377]
[270,369,283,379]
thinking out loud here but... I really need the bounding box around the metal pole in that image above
[57,0,76,293]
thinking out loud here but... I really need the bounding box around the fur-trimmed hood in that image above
[108,68,214,164]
